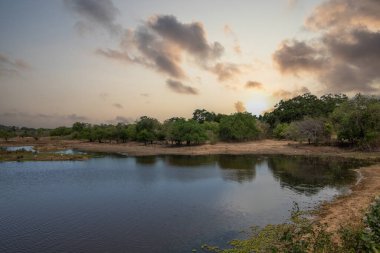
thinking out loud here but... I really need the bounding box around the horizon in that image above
[1,0,379,128]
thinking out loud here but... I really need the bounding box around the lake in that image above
[0,154,361,253]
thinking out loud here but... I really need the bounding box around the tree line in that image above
[1,93,379,148]
[49,112,261,145]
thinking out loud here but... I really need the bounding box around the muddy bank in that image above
[1,138,379,159]
[317,164,380,233]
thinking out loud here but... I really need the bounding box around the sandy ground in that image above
[317,164,380,234]
[1,138,380,234]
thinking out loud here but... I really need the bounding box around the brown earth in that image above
[317,164,380,234]
[1,137,380,234]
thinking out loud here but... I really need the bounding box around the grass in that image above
[202,200,380,253]
[0,150,91,162]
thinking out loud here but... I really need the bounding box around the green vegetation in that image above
[0,149,90,162]
[0,125,50,141]
[202,199,380,253]
[219,112,259,141]
[1,93,379,149]
[262,93,380,149]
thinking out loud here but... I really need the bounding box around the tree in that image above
[137,129,156,145]
[164,118,208,145]
[50,126,72,136]
[219,112,260,141]
[203,121,219,144]
[292,118,331,144]
[273,123,290,139]
[262,93,347,129]
[135,116,161,144]
[72,122,87,132]
[192,109,217,123]
[0,130,13,141]
[331,94,380,148]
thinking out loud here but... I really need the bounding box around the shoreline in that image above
[2,138,379,159]
[1,138,379,235]
[316,164,380,234]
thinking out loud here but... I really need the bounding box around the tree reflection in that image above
[267,155,363,195]
[217,155,262,183]
[135,156,157,166]
[164,155,216,167]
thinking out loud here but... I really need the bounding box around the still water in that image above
[0,155,360,253]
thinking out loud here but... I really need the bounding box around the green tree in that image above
[331,94,380,148]
[0,129,13,141]
[135,116,161,144]
[192,109,217,123]
[219,112,260,141]
[263,93,347,129]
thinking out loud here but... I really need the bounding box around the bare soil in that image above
[317,164,380,234]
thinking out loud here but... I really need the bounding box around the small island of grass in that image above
[0,149,91,162]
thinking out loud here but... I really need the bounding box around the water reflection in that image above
[217,155,261,183]
[133,155,361,192]
[268,156,364,195]
[0,154,363,253]
[135,156,157,166]
[163,155,216,167]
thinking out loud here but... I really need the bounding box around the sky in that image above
[0,0,379,127]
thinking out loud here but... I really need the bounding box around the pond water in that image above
[52,149,85,155]
[0,155,362,253]
[2,145,35,152]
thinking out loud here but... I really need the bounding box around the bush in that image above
[203,200,380,253]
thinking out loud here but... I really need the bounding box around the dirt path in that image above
[317,164,380,233]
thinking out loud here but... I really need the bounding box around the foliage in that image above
[273,123,290,139]
[50,126,72,136]
[331,94,380,149]
[219,112,260,141]
[192,109,217,123]
[290,118,331,144]
[135,116,161,144]
[203,200,380,253]
[0,129,15,141]
[1,93,379,148]
[164,118,208,145]
[262,93,347,128]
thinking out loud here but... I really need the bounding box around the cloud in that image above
[97,15,226,80]
[105,115,132,124]
[0,53,30,77]
[210,62,243,82]
[305,0,380,32]
[0,112,88,128]
[64,1,246,85]
[223,25,241,54]
[272,86,310,100]
[95,14,245,82]
[245,81,263,89]
[234,101,246,112]
[63,0,121,35]
[67,113,88,121]
[273,40,327,75]
[166,79,199,95]
[113,103,123,109]
[273,0,380,93]
[287,0,298,9]
[97,15,224,80]
[148,15,224,60]
[99,92,108,100]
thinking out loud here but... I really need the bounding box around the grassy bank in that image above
[202,199,380,253]
[0,150,91,162]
